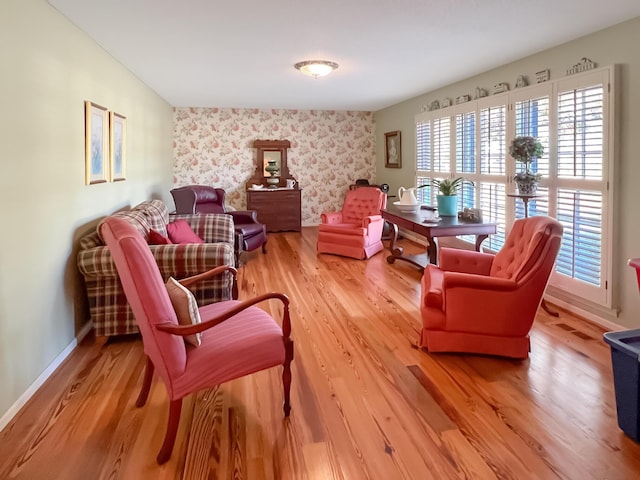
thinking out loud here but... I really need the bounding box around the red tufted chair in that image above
[420,216,563,358]
[317,187,387,259]
[171,185,267,264]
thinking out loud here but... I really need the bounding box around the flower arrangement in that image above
[510,136,543,184]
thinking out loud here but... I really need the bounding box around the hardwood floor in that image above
[1,227,640,479]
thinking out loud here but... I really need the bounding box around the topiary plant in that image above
[510,136,543,183]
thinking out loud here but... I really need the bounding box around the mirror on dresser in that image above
[246,139,301,232]
[248,139,296,189]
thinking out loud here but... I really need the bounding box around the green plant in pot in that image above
[510,136,543,195]
[418,177,473,216]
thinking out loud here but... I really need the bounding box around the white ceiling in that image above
[48,0,640,111]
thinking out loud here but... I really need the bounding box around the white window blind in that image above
[416,121,431,204]
[416,121,430,171]
[480,105,506,176]
[515,95,550,177]
[479,182,506,250]
[552,76,610,305]
[514,94,550,220]
[455,112,476,213]
[557,86,604,179]
[456,112,476,174]
[433,117,451,173]
[556,189,603,286]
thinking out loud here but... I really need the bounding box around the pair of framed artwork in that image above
[85,101,126,185]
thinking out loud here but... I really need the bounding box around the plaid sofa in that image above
[77,199,236,336]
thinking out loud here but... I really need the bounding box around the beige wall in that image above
[173,108,375,225]
[374,17,640,328]
[0,0,174,421]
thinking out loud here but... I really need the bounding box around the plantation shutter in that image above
[554,81,607,295]
[416,120,431,204]
[513,93,551,219]
[478,102,507,249]
[480,104,506,176]
[455,111,476,213]
[433,117,451,174]
[416,121,431,172]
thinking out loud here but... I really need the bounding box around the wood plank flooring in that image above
[1,227,640,479]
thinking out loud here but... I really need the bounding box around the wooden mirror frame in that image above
[248,139,295,188]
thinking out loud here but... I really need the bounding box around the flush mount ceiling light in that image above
[294,60,339,79]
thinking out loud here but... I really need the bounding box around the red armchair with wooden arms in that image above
[420,215,563,358]
[100,216,293,464]
[317,187,387,259]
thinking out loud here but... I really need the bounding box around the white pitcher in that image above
[397,187,418,205]
[286,179,296,189]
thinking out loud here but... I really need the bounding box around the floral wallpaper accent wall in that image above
[173,108,375,225]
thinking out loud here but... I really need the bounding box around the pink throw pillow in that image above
[166,220,204,244]
[148,229,173,245]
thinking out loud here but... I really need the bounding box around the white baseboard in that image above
[0,322,93,432]
[544,294,623,331]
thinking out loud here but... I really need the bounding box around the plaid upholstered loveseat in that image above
[77,199,236,336]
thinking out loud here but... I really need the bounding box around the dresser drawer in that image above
[247,189,301,232]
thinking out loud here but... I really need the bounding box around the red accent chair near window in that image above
[420,215,563,359]
[100,216,293,464]
[317,187,387,259]
[171,185,267,264]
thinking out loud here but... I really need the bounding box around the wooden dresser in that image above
[246,189,301,232]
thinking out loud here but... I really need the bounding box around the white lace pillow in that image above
[165,277,202,347]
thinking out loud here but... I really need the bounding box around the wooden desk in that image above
[381,206,497,272]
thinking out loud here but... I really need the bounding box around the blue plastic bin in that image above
[603,329,640,442]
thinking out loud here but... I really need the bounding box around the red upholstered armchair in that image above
[420,215,563,358]
[171,185,267,264]
[317,187,387,259]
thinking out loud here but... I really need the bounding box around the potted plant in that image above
[509,136,544,195]
[418,177,473,216]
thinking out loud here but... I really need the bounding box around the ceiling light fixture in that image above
[294,60,339,79]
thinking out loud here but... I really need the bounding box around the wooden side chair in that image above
[100,216,293,464]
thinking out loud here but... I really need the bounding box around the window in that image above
[415,66,614,308]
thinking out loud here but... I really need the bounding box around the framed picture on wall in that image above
[84,101,109,185]
[109,111,127,181]
[385,130,401,168]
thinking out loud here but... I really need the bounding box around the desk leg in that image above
[475,234,489,252]
[385,223,430,271]
[427,238,437,265]
[386,223,404,262]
